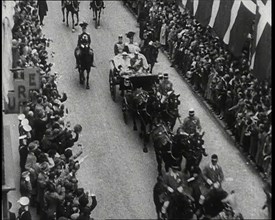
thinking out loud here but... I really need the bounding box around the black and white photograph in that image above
[2,0,271,219]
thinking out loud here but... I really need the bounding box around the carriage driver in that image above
[75,21,95,68]
[158,73,174,103]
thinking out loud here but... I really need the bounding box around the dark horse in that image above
[122,88,151,152]
[173,128,207,175]
[74,45,94,89]
[161,92,181,131]
[90,0,105,28]
[153,179,196,220]
[62,0,79,32]
[151,120,173,175]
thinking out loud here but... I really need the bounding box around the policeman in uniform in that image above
[179,109,202,135]
[75,21,95,68]
[114,34,125,55]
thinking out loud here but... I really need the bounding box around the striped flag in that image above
[225,1,257,57]
[250,0,271,81]
[194,0,214,27]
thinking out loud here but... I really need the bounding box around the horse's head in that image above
[167,92,180,109]
[133,88,149,108]
[168,192,195,219]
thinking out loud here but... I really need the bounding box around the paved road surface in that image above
[7,1,267,219]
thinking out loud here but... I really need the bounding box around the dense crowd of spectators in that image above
[125,0,272,181]
[12,1,97,219]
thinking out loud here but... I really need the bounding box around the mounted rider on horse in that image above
[74,21,95,89]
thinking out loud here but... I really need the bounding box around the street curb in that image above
[123,3,267,183]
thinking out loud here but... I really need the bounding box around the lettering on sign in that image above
[4,67,41,114]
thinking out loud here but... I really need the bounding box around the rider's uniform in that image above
[180,116,202,134]
[78,32,91,47]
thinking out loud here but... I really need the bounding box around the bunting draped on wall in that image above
[178,0,271,80]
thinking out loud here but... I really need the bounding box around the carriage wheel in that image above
[109,70,116,102]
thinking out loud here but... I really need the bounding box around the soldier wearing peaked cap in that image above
[77,22,91,47]
[75,21,95,68]
[179,109,202,135]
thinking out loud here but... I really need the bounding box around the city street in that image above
[8,1,268,219]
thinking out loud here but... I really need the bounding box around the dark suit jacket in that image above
[37,0,48,16]
[18,210,32,220]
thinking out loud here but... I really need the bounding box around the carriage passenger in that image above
[124,31,139,54]
[117,52,132,75]
[130,48,149,73]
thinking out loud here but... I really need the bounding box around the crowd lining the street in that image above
[125,0,272,182]
[5,0,271,219]
[11,1,97,219]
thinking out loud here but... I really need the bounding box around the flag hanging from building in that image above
[225,1,256,57]
[250,0,271,81]
[194,0,214,27]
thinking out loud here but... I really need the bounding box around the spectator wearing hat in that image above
[143,40,158,73]
[114,35,125,55]
[17,197,32,220]
[32,109,48,142]
[37,161,50,214]
[37,0,48,26]
[20,171,33,200]
[25,141,39,181]
[43,181,66,220]
[159,19,168,49]
[202,154,224,189]
[78,193,97,218]
[179,109,202,135]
